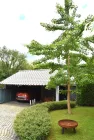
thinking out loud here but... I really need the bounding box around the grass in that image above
[47,107,94,140]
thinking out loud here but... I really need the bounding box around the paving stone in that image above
[0,101,29,140]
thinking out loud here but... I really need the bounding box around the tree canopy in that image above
[0,46,33,81]
[26,0,94,114]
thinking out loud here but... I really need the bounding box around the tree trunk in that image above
[67,55,72,114]
[67,82,71,114]
[65,0,72,114]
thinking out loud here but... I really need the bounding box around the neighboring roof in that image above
[0,69,56,86]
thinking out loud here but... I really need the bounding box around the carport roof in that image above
[0,69,56,86]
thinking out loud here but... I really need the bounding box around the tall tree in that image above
[76,55,94,88]
[0,46,33,81]
[26,0,94,114]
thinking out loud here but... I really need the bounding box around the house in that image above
[0,69,66,103]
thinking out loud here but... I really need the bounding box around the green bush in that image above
[14,106,50,140]
[77,84,94,106]
[14,101,76,140]
[41,100,75,111]
[76,94,82,105]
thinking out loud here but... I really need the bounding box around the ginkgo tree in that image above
[26,0,94,114]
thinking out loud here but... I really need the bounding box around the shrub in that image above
[14,106,50,140]
[14,101,76,140]
[77,84,94,106]
[41,100,75,111]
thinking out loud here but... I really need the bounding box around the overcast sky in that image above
[0,0,94,61]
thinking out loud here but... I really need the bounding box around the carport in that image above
[0,70,59,103]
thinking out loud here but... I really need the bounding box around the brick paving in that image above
[0,101,29,140]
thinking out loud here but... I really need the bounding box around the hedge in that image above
[77,84,94,106]
[14,101,76,140]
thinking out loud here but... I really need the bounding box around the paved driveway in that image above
[0,101,29,140]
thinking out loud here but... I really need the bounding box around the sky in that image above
[0,0,94,62]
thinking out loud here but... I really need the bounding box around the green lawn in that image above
[47,107,94,140]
